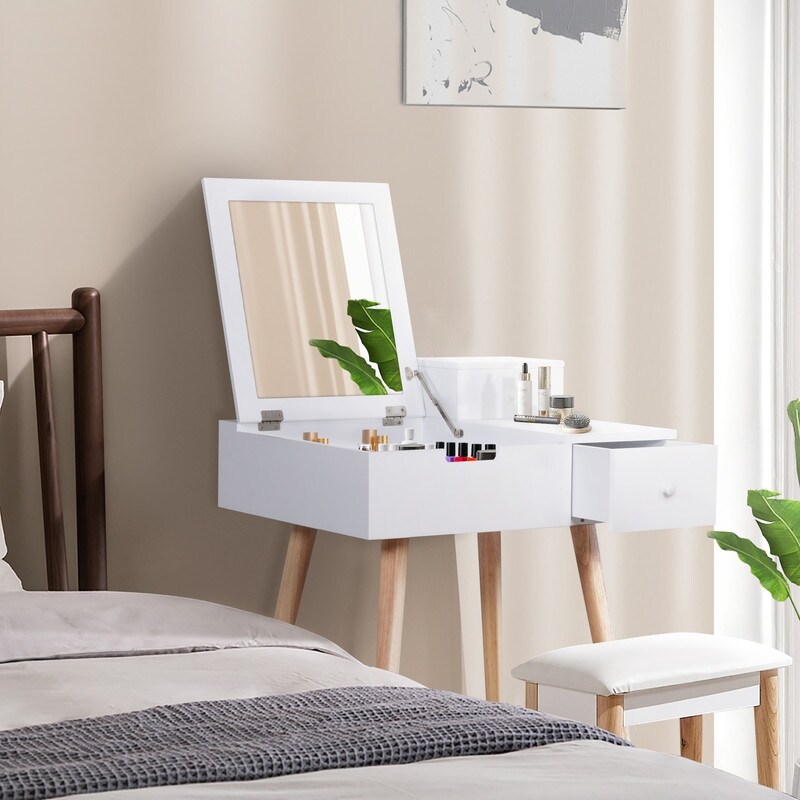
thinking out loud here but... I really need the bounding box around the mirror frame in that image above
[203,178,424,423]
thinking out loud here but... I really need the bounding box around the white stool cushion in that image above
[512,633,792,696]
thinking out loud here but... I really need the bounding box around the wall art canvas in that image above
[404,1,628,108]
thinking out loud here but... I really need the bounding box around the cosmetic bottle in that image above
[435,441,445,450]
[470,443,482,460]
[516,362,533,417]
[456,442,469,462]
[445,442,457,462]
[538,366,551,416]
[362,428,377,451]
[399,427,425,450]
[378,443,391,452]
[303,432,319,442]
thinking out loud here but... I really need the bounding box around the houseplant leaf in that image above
[707,531,792,602]
[307,339,388,395]
[347,299,402,392]
[789,399,800,488]
[747,489,800,583]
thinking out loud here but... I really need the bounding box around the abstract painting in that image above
[404,1,628,108]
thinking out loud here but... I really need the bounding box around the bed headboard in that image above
[0,287,106,592]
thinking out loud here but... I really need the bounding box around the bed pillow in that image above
[0,381,24,590]
[0,517,23,591]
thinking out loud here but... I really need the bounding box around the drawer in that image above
[572,442,717,533]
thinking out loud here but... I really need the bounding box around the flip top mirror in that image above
[203,179,423,423]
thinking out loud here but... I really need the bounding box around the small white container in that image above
[417,357,565,421]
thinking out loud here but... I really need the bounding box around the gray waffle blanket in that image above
[0,686,630,800]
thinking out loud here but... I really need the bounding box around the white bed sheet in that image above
[0,591,782,800]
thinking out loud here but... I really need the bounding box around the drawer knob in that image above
[662,484,677,498]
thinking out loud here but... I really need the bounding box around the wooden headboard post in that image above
[0,288,107,591]
[72,288,106,591]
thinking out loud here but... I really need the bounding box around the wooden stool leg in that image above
[376,538,409,673]
[680,716,703,762]
[596,695,626,738]
[525,682,539,711]
[274,525,317,624]
[478,531,502,702]
[570,523,613,643]
[754,669,780,790]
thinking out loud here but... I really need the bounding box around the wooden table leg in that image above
[376,538,409,672]
[274,525,317,624]
[478,531,502,702]
[570,523,613,643]
[755,669,780,791]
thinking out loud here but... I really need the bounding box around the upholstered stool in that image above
[512,633,792,790]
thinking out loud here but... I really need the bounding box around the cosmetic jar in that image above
[549,395,575,423]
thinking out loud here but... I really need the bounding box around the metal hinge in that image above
[406,367,464,439]
[382,405,407,426]
[258,410,284,431]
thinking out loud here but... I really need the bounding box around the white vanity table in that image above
[204,178,717,701]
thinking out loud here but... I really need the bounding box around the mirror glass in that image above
[229,200,398,398]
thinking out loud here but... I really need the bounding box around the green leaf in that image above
[347,300,401,392]
[707,531,791,602]
[747,489,800,583]
[789,399,800,490]
[307,339,388,395]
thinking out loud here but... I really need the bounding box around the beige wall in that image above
[0,0,713,754]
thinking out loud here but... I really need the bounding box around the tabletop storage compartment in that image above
[219,421,574,539]
[571,442,717,533]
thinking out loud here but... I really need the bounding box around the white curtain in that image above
[777,0,800,785]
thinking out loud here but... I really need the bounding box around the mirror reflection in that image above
[230,200,399,398]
